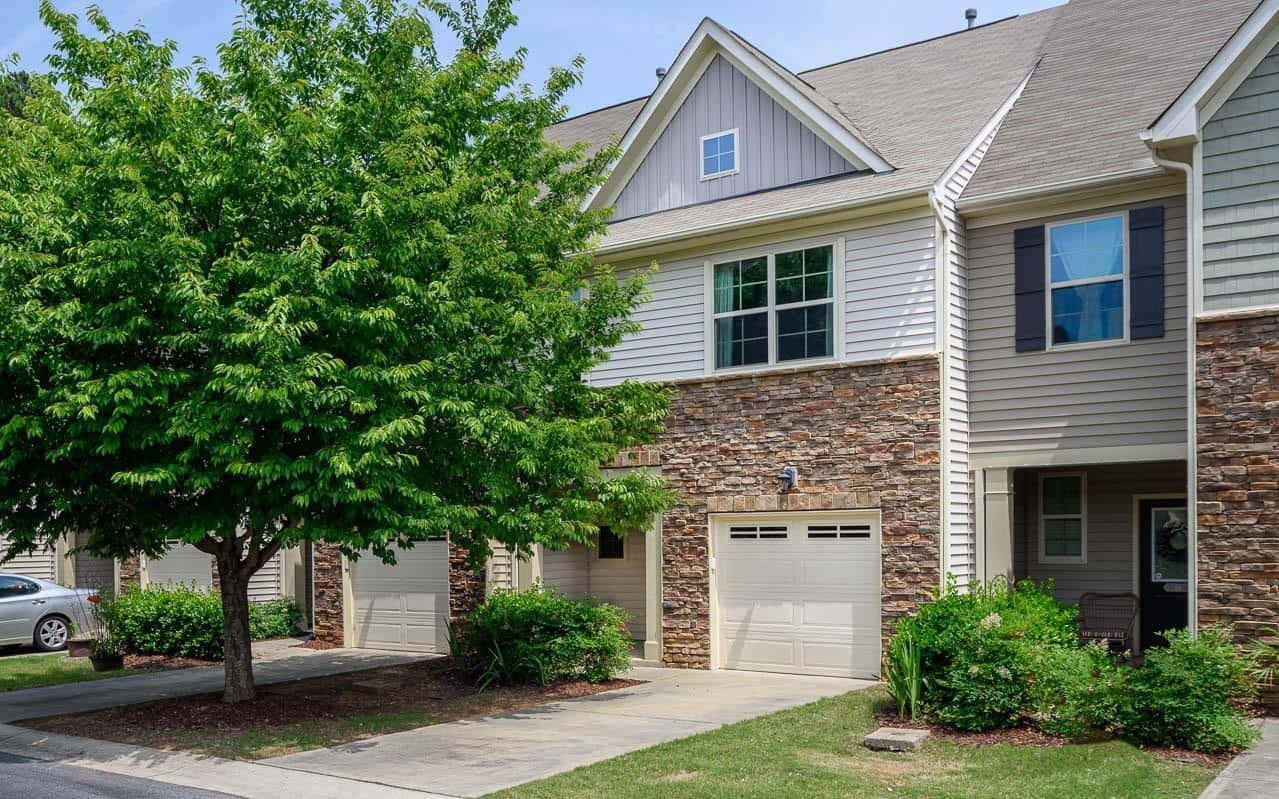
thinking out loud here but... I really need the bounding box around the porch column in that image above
[979,468,1016,584]
[643,514,662,662]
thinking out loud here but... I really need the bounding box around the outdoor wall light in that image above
[777,465,798,492]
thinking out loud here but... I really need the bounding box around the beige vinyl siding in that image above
[614,55,854,220]
[540,537,645,640]
[486,541,515,593]
[938,120,1003,587]
[589,256,705,386]
[146,543,283,601]
[967,196,1187,456]
[247,553,283,602]
[1014,461,1183,602]
[589,213,937,387]
[844,215,937,361]
[0,535,57,582]
[1202,43,1279,311]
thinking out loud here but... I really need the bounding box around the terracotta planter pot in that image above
[66,637,92,658]
[89,654,125,672]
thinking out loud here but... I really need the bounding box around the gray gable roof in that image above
[963,0,1262,202]
[547,8,1062,253]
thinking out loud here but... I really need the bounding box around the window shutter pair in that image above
[1013,206,1165,352]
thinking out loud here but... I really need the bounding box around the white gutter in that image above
[929,187,949,588]
[1145,143,1199,637]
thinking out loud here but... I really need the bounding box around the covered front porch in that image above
[978,460,1190,651]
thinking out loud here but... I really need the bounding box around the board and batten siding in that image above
[1014,461,1184,602]
[1202,42,1279,311]
[967,196,1187,457]
[589,213,936,387]
[614,54,855,221]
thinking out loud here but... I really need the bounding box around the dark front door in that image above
[1139,498,1189,649]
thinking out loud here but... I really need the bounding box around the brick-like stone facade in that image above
[655,356,943,668]
[1197,312,1279,646]
[312,543,345,645]
[118,556,141,590]
[448,541,486,621]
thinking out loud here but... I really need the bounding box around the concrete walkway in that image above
[0,639,431,722]
[1201,719,1279,799]
[0,723,435,799]
[265,666,873,797]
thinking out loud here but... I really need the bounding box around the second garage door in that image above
[713,512,881,679]
[349,539,449,653]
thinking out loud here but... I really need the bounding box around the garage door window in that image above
[806,524,872,539]
[727,525,788,540]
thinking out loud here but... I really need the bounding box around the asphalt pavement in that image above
[0,751,243,798]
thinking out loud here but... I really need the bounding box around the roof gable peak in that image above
[587,17,893,211]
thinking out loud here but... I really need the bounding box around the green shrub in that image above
[450,586,631,688]
[1118,626,1258,753]
[249,599,302,640]
[894,577,1078,730]
[111,585,302,660]
[111,584,224,659]
[1025,642,1124,738]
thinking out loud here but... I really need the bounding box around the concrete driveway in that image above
[265,666,873,797]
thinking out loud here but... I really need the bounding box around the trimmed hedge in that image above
[450,586,631,687]
[110,584,302,660]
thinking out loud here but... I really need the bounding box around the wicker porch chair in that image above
[1077,592,1138,653]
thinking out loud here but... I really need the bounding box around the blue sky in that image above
[2,1,1061,115]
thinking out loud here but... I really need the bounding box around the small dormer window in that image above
[700,129,738,180]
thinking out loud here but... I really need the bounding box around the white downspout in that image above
[1145,143,1198,636]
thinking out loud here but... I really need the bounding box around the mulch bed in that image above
[871,710,1233,766]
[122,654,219,671]
[24,656,640,742]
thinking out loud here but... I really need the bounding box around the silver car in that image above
[0,573,99,651]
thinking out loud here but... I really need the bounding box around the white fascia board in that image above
[1146,0,1279,145]
[586,18,891,212]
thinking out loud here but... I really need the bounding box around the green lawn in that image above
[489,688,1221,799]
[0,653,142,692]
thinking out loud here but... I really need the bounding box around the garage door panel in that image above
[719,598,795,625]
[351,541,449,654]
[715,514,881,679]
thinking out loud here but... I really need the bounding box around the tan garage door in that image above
[713,512,880,679]
[350,539,449,653]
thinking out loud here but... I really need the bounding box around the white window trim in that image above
[703,237,846,374]
[1043,211,1131,352]
[699,128,741,181]
[1038,471,1088,565]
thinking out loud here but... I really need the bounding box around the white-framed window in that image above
[707,240,843,371]
[1039,472,1087,564]
[1046,213,1128,347]
[700,129,739,180]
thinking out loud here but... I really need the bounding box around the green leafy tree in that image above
[1,71,31,117]
[0,0,671,702]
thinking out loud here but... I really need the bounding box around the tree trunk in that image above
[216,560,256,703]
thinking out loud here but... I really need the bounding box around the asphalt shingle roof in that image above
[962,0,1261,201]
[547,9,1062,252]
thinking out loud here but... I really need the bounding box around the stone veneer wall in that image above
[312,543,345,645]
[655,356,943,668]
[118,556,141,590]
[1197,311,1279,638]
[448,541,486,621]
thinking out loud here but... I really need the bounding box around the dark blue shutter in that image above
[1014,225,1046,352]
[1129,206,1165,340]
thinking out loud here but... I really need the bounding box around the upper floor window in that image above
[1047,215,1126,345]
[712,244,835,369]
[700,129,738,180]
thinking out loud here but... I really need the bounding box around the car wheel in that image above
[35,616,69,651]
